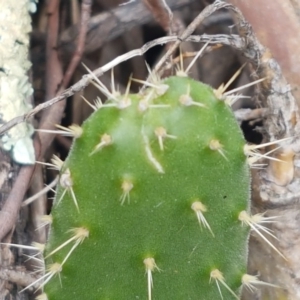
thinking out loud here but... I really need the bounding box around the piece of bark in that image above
[228,0,300,105]
[220,2,300,299]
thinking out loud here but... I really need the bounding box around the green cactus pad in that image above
[44,76,250,299]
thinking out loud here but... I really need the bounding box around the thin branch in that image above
[62,0,92,88]
[153,0,232,73]
[143,0,173,33]
[0,165,35,241]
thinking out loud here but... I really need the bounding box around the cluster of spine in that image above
[28,71,282,299]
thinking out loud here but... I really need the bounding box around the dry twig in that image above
[143,0,174,33]
[62,0,92,88]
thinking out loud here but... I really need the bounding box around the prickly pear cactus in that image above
[42,75,253,299]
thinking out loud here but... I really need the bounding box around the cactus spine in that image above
[39,74,263,299]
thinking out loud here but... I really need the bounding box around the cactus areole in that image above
[44,76,250,299]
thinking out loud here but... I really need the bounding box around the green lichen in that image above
[0,0,35,164]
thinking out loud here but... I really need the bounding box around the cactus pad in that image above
[43,76,251,299]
